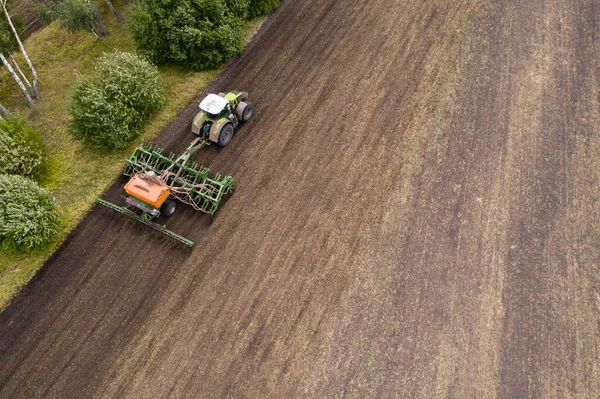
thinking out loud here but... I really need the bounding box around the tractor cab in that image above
[199,94,231,120]
[191,91,255,147]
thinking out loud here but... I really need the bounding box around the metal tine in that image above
[122,142,234,215]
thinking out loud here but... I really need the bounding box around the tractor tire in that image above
[160,199,177,217]
[217,122,235,147]
[235,102,255,122]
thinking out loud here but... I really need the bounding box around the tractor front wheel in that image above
[217,122,235,147]
[160,199,177,217]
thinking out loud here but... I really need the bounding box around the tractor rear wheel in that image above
[160,199,177,217]
[235,102,255,122]
[217,122,235,147]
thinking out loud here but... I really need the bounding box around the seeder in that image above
[96,91,254,247]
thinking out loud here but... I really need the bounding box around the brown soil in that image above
[1,0,599,397]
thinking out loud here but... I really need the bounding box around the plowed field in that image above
[1,0,599,397]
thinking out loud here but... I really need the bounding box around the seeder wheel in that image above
[160,199,177,217]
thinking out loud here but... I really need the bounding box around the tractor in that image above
[191,91,254,147]
[96,90,254,247]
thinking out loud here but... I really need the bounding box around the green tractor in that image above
[95,90,254,246]
[191,91,255,147]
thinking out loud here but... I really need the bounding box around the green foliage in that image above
[248,0,280,18]
[129,0,244,70]
[0,13,24,53]
[33,0,106,38]
[0,23,14,54]
[225,0,249,19]
[0,174,60,252]
[68,50,165,150]
[0,116,46,179]
[32,3,57,25]
[55,0,97,34]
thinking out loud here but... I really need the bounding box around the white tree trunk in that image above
[84,0,109,36]
[0,103,9,118]
[10,55,32,89]
[0,52,35,108]
[90,28,103,40]
[105,0,124,21]
[1,0,39,99]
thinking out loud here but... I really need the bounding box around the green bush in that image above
[32,3,57,25]
[248,0,280,18]
[0,117,46,180]
[69,51,165,150]
[0,174,61,252]
[129,0,244,70]
[54,0,97,34]
[225,0,249,19]
[32,0,106,38]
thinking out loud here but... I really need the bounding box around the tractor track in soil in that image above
[1,0,600,397]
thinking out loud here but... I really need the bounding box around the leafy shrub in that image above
[0,174,61,252]
[225,0,249,19]
[69,51,165,150]
[248,0,280,18]
[129,0,244,70]
[55,0,97,34]
[0,116,46,179]
[32,3,57,25]
[32,0,107,38]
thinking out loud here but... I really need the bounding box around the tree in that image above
[0,14,35,106]
[225,0,249,19]
[33,2,57,24]
[33,0,109,39]
[0,53,34,107]
[129,0,244,70]
[0,116,46,179]
[82,0,108,36]
[0,174,61,252]
[104,0,123,21]
[68,51,165,150]
[1,0,39,99]
[10,54,31,87]
[55,0,108,39]
[248,0,280,18]
[0,103,9,118]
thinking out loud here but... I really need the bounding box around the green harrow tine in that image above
[96,198,195,247]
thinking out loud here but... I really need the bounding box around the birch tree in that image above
[0,52,34,107]
[10,54,31,87]
[83,0,108,36]
[1,0,39,99]
[0,16,34,107]
[0,103,9,118]
[104,0,123,22]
